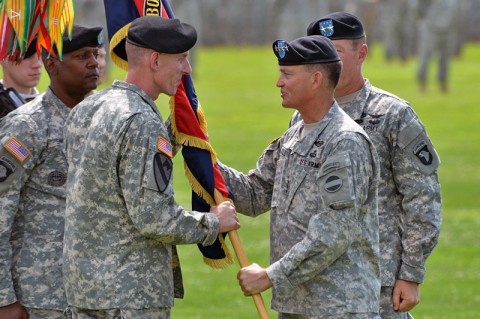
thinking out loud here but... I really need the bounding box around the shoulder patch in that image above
[0,156,16,182]
[413,140,433,165]
[325,175,343,193]
[157,136,172,158]
[3,137,31,163]
[153,152,173,193]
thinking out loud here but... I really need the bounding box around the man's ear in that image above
[358,43,368,64]
[150,51,161,70]
[312,70,324,90]
[43,57,57,74]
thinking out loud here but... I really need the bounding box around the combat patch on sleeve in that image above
[3,137,31,163]
[397,118,440,174]
[413,140,433,165]
[153,152,173,193]
[318,151,355,210]
[0,156,16,182]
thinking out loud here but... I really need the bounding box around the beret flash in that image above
[127,16,197,54]
[273,35,340,66]
[307,12,365,40]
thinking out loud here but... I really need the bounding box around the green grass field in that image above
[24,42,480,318]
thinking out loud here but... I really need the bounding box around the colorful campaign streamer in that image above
[0,0,75,60]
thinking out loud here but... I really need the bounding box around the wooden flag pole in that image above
[214,190,270,319]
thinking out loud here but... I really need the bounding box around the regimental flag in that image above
[103,0,234,268]
[103,0,168,71]
[170,64,235,269]
[0,0,75,61]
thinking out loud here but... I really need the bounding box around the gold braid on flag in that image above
[170,101,214,153]
[169,97,234,269]
[108,21,130,71]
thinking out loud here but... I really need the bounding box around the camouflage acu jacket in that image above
[63,81,220,309]
[219,103,381,316]
[291,80,442,286]
[0,88,70,310]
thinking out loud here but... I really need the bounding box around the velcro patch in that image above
[325,175,343,193]
[48,170,67,187]
[3,137,30,163]
[0,156,16,182]
[157,136,172,158]
[153,152,173,193]
[413,140,433,165]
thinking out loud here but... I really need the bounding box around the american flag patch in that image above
[4,137,31,163]
[157,136,172,158]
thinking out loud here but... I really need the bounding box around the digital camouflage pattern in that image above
[0,88,70,310]
[291,79,442,287]
[219,103,381,317]
[63,81,220,310]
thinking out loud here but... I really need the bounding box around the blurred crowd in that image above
[74,0,476,92]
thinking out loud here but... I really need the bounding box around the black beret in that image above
[307,12,365,40]
[273,35,340,66]
[62,24,104,54]
[127,16,197,54]
[24,38,38,59]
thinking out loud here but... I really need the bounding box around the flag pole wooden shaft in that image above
[228,230,270,319]
[214,190,270,319]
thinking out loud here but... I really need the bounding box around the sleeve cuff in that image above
[266,261,295,293]
[0,288,18,308]
[200,213,220,246]
[398,262,426,284]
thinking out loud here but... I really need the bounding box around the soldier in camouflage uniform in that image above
[218,35,381,318]
[417,0,461,93]
[294,12,442,318]
[0,25,104,319]
[62,17,239,319]
[0,39,42,119]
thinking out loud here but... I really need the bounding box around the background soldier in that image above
[0,25,103,319]
[0,39,43,119]
[296,12,442,318]
[417,0,461,93]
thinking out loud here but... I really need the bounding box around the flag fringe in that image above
[184,164,215,207]
[202,234,234,269]
[169,97,218,163]
[109,22,130,71]
[196,103,208,133]
[185,164,235,268]
[169,78,234,269]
